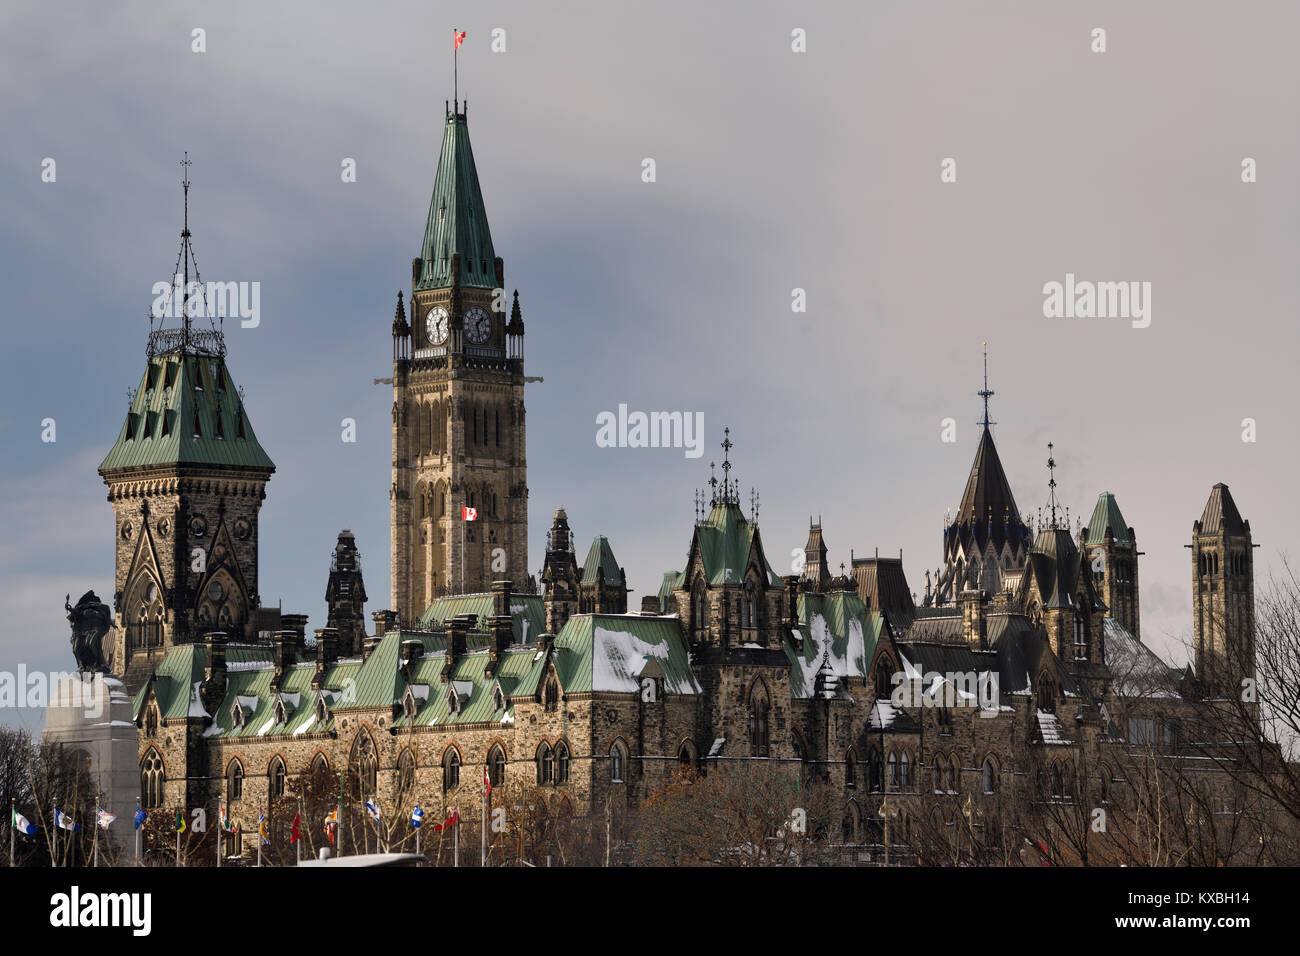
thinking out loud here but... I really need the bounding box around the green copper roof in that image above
[99,353,274,474]
[131,643,206,720]
[657,571,684,611]
[580,536,623,586]
[417,593,544,645]
[1087,492,1131,545]
[553,614,700,696]
[785,593,884,698]
[392,647,546,729]
[416,111,497,290]
[694,502,785,587]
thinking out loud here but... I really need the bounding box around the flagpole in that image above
[92,791,100,868]
[217,812,222,869]
[453,26,458,108]
[297,798,302,866]
[481,768,487,867]
[460,515,464,593]
[9,799,15,868]
[135,794,141,865]
[257,807,262,867]
[52,801,58,867]
[454,807,459,867]
[175,810,180,867]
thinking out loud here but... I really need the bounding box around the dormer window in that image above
[447,685,460,716]
[492,682,505,713]
[315,693,329,724]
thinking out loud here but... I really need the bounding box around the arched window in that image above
[537,743,554,785]
[349,732,378,798]
[543,676,560,713]
[742,580,756,629]
[1051,763,1064,798]
[868,750,882,792]
[227,760,244,803]
[1036,677,1056,714]
[442,748,461,792]
[982,757,998,794]
[933,756,943,793]
[887,750,898,790]
[268,756,286,799]
[489,745,506,788]
[845,750,857,789]
[677,742,694,773]
[311,753,330,776]
[874,659,894,699]
[900,751,911,790]
[609,740,627,783]
[945,757,956,792]
[748,686,770,757]
[692,578,708,639]
[556,742,571,784]
[141,749,165,809]
[397,749,416,795]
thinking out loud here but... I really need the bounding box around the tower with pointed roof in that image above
[1085,491,1141,640]
[1192,483,1255,697]
[391,101,528,625]
[100,159,275,689]
[937,348,1031,604]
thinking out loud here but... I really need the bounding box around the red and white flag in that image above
[462,506,477,521]
[454,30,467,50]
[483,766,492,796]
[433,809,460,832]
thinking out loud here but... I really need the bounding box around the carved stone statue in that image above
[65,591,112,673]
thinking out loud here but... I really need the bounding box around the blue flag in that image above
[410,805,424,829]
[54,808,82,833]
[11,807,37,836]
[133,807,147,830]
[365,799,381,823]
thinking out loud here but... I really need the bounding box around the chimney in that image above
[640,595,661,615]
[785,575,801,629]
[443,614,473,680]
[491,580,513,618]
[199,631,228,714]
[271,630,297,690]
[312,624,338,686]
[282,613,308,646]
[372,609,398,637]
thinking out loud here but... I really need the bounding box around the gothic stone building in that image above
[104,103,1259,862]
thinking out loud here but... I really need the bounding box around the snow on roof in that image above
[869,700,900,730]
[592,625,697,695]
[188,681,210,719]
[708,737,726,757]
[1036,710,1072,745]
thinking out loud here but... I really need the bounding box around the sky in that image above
[1,0,1296,731]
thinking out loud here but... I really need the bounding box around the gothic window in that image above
[676,742,693,773]
[543,676,559,713]
[556,742,571,784]
[742,580,755,628]
[1036,677,1056,714]
[982,757,998,794]
[442,748,461,792]
[748,685,770,757]
[874,659,894,699]
[1051,763,1064,798]
[495,409,501,447]
[269,756,286,798]
[350,732,378,798]
[489,745,507,788]
[438,487,447,517]
[933,756,943,793]
[141,749,165,809]
[887,750,898,790]
[227,760,244,802]
[537,743,554,785]
[900,751,911,789]
[845,750,857,789]
[311,753,330,776]
[609,740,627,783]
[868,750,882,793]
[944,757,956,791]
[397,750,416,795]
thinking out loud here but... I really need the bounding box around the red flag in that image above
[454,31,467,50]
[433,809,460,831]
[462,506,477,521]
[484,765,492,795]
[290,813,301,843]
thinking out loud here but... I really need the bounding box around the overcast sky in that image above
[2,1,1296,730]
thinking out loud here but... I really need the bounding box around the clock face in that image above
[464,306,491,345]
[425,306,449,346]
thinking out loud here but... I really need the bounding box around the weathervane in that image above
[978,341,996,430]
[1045,442,1060,529]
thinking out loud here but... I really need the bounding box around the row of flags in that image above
[10,805,115,836]
[16,796,468,843]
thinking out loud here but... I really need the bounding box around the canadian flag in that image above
[454,30,467,50]
[462,506,477,521]
[484,766,492,795]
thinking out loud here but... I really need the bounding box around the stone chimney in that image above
[372,609,398,637]
[199,631,228,714]
[282,613,309,645]
[443,614,473,680]
[640,595,661,615]
[314,627,340,686]
[271,630,297,691]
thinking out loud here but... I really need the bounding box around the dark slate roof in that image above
[850,556,915,628]
[1103,619,1181,699]
[580,536,624,586]
[99,353,274,474]
[903,613,963,644]
[985,613,1081,699]
[417,110,497,290]
[1026,528,1081,609]
[1087,492,1132,545]
[945,426,1031,559]
[1198,483,1247,536]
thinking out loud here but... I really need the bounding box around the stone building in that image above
[100,98,1263,864]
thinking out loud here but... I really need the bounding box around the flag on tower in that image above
[454,30,467,50]
[11,808,37,836]
[462,506,477,521]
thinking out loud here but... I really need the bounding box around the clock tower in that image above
[391,101,528,625]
